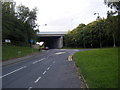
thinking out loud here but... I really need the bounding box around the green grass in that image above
[2,45,39,61]
[73,48,118,88]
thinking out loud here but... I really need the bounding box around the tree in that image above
[105,16,119,47]
[16,5,38,29]
[104,0,120,15]
[2,2,37,46]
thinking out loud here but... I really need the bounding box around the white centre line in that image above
[32,58,45,64]
[43,71,47,75]
[0,66,27,78]
[28,87,32,90]
[47,67,50,70]
[34,77,41,83]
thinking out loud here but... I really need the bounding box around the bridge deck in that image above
[37,31,67,37]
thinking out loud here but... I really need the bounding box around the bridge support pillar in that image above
[58,36,63,48]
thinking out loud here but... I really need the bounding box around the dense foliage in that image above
[2,2,37,46]
[64,16,119,48]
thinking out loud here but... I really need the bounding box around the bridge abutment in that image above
[57,36,63,48]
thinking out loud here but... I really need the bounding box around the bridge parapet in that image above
[37,31,67,37]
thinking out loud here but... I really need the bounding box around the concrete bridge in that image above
[37,31,67,49]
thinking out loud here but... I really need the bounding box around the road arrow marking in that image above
[55,52,66,55]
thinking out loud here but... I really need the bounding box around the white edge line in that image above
[0,66,27,78]
[34,77,41,83]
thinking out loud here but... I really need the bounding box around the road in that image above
[2,49,89,89]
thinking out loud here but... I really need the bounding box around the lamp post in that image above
[94,13,102,48]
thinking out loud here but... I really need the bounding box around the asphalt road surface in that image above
[2,49,89,89]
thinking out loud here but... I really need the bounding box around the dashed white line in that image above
[43,71,47,75]
[47,67,50,70]
[34,77,41,83]
[28,87,32,90]
[0,66,27,78]
[32,58,45,64]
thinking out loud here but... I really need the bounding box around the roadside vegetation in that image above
[2,45,39,61]
[64,1,120,48]
[73,48,118,88]
[2,2,40,60]
[64,15,119,48]
[2,2,38,46]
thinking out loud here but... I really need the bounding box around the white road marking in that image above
[32,58,45,64]
[47,67,50,70]
[28,87,32,90]
[0,66,27,78]
[55,52,66,55]
[34,77,41,83]
[43,71,47,75]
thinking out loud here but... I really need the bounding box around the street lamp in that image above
[94,13,102,48]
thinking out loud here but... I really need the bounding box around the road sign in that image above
[30,40,34,43]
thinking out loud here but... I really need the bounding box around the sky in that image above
[15,0,110,32]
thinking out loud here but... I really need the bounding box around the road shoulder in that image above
[2,51,47,66]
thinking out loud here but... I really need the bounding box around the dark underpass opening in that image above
[38,36,63,49]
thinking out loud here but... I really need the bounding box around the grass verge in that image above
[2,45,39,61]
[73,48,118,88]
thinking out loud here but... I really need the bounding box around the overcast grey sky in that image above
[15,0,110,32]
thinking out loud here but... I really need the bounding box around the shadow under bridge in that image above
[37,32,66,49]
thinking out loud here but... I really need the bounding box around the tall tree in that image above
[105,16,118,47]
[104,0,120,15]
[16,5,38,29]
[2,2,37,46]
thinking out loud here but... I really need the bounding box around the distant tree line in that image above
[64,1,120,48]
[2,2,38,46]
[64,15,119,48]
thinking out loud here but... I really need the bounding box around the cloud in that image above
[15,0,110,32]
